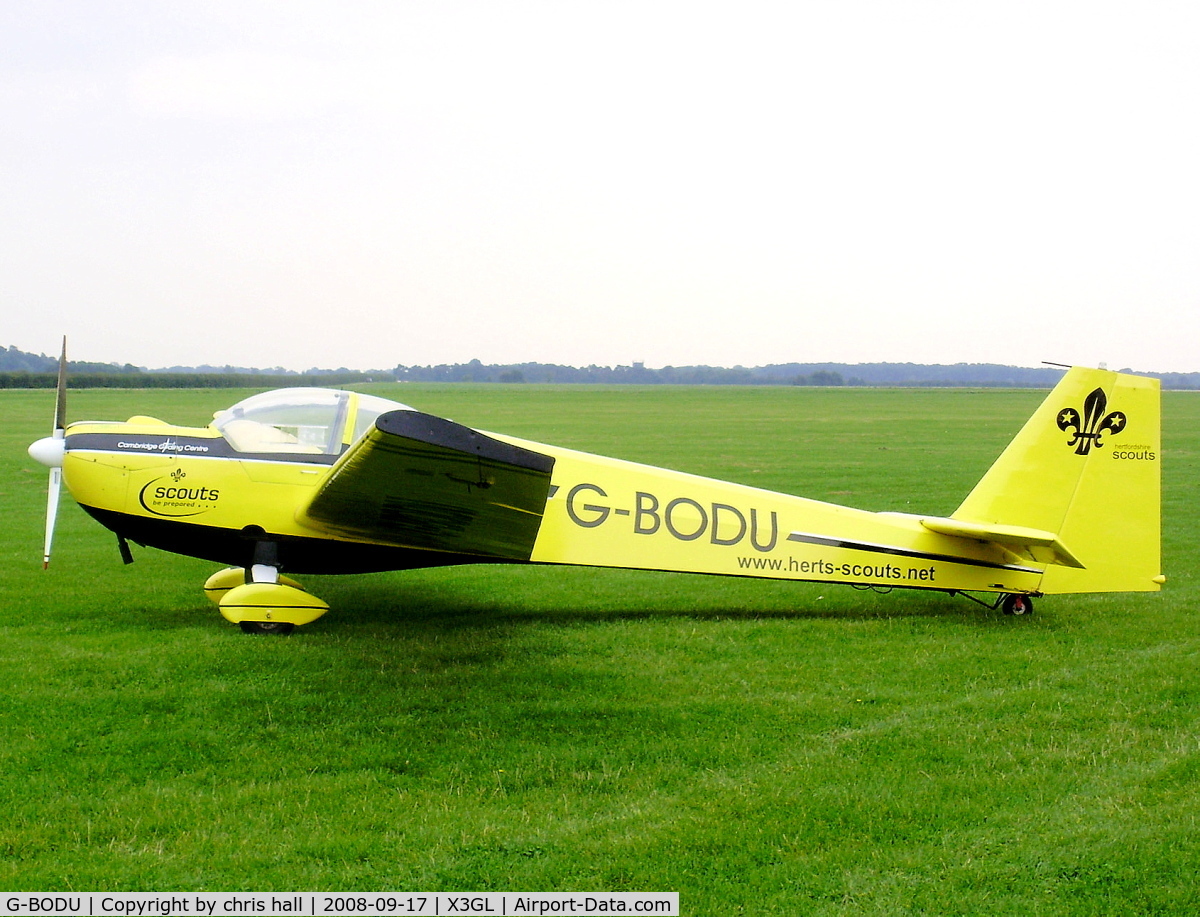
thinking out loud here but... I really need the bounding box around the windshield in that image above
[214,388,411,455]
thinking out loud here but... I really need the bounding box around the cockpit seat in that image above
[220,419,322,454]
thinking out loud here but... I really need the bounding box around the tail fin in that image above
[952,367,1162,594]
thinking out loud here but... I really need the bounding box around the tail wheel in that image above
[1002,594,1034,616]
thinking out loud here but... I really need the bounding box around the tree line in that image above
[391,359,1197,388]
[4,345,1197,389]
[0,346,377,389]
[0,371,377,390]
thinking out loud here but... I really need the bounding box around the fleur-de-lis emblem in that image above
[1057,387,1126,455]
[170,468,186,482]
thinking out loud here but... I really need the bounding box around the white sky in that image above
[2,1,1198,372]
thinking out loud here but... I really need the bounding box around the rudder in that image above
[952,367,1162,594]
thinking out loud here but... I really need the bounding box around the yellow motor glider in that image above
[29,349,1162,632]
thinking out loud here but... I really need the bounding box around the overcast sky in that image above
[3,1,1197,372]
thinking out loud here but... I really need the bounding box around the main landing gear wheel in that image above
[1001,594,1034,616]
[217,579,328,634]
[239,620,296,635]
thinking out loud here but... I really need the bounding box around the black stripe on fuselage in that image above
[64,432,341,465]
[80,505,485,575]
[786,531,1042,574]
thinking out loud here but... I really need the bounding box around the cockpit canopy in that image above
[213,388,411,455]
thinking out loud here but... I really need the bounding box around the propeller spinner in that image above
[27,338,67,568]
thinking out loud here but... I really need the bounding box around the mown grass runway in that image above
[2,384,1198,913]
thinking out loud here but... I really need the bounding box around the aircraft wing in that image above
[918,517,1085,569]
[299,411,555,560]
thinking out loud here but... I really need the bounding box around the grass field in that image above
[1,383,1198,914]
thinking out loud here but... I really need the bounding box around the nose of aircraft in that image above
[29,433,66,468]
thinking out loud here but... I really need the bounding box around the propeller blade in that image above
[54,337,67,433]
[43,465,62,569]
[40,337,67,569]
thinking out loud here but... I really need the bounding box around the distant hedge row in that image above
[3,365,1196,391]
[0,372,377,390]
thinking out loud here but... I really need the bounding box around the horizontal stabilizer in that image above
[919,517,1085,569]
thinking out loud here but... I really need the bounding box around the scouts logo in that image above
[1057,388,1126,455]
